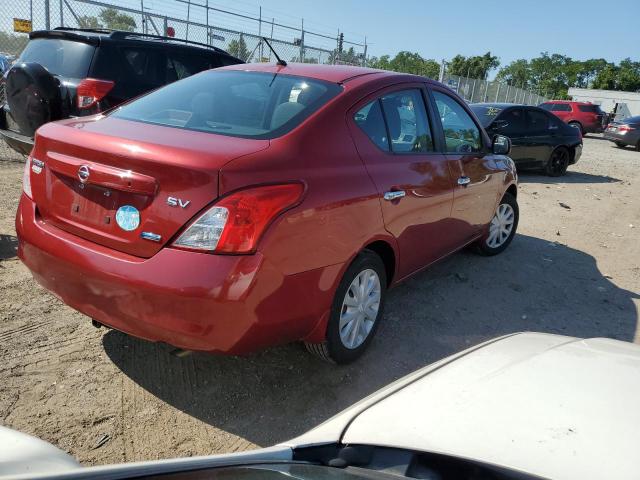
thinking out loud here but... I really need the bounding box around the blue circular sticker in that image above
[115,205,140,231]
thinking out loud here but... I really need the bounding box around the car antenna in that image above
[262,37,287,67]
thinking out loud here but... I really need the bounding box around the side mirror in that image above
[491,119,508,130]
[492,134,511,155]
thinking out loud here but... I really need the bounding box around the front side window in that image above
[380,89,434,153]
[433,91,482,153]
[111,71,342,139]
[553,103,572,112]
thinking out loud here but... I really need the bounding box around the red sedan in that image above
[16,63,518,363]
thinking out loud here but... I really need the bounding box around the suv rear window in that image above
[578,104,603,113]
[18,38,94,78]
[111,70,342,139]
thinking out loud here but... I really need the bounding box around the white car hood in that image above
[289,332,640,480]
[0,425,79,477]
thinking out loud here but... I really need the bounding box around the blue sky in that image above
[190,0,639,66]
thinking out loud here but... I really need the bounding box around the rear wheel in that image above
[305,250,386,364]
[637,140,640,152]
[545,147,570,176]
[615,142,625,148]
[476,192,519,256]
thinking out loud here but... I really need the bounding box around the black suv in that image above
[0,28,242,155]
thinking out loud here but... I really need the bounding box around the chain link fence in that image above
[441,73,547,106]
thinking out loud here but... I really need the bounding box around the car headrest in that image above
[271,102,305,129]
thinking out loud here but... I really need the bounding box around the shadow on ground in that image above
[0,234,18,260]
[518,171,621,185]
[104,234,638,447]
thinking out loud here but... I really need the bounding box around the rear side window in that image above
[578,104,602,113]
[539,103,553,111]
[432,91,482,153]
[164,52,216,83]
[123,48,155,79]
[112,70,342,139]
[526,109,550,132]
[354,101,389,151]
[18,38,94,78]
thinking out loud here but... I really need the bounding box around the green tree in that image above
[227,35,250,61]
[496,59,531,87]
[369,51,439,78]
[449,52,500,79]
[77,8,136,31]
[0,31,29,56]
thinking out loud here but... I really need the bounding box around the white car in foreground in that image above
[3,332,640,480]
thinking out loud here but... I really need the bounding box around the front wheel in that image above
[476,192,519,256]
[305,250,386,364]
[545,147,570,177]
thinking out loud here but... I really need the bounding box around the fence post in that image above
[163,16,168,36]
[59,0,64,27]
[299,19,304,63]
[470,79,476,102]
[45,0,51,29]
[363,38,367,67]
[495,83,501,102]
[439,59,445,83]
[483,81,489,102]
[505,84,510,103]
[205,0,209,45]
[258,6,262,61]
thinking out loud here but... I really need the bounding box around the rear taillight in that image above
[77,78,115,109]
[618,125,635,133]
[22,157,32,199]
[173,183,304,254]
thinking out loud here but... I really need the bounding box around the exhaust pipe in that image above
[170,348,193,358]
[91,319,103,329]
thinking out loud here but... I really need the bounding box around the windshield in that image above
[469,105,504,127]
[112,70,342,139]
[19,38,94,78]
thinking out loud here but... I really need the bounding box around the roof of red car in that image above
[544,100,593,104]
[220,62,390,83]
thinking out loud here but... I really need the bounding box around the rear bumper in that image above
[0,128,33,156]
[16,195,339,354]
[572,143,582,164]
[603,131,639,146]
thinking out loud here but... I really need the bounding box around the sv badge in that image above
[167,196,191,208]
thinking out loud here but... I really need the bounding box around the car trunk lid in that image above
[30,116,269,257]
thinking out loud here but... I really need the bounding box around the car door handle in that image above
[383,190,406,201]
[457,176,471,186]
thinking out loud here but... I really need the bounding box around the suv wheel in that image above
[305,250,386,364]
[545,146,570,176]
[476,192,519,256]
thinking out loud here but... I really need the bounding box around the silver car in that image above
[2,332,640,480]
[603,115,640,151]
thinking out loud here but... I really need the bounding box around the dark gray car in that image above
[603,116,640,151]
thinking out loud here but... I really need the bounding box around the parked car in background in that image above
[603,115,640,151]
[0,28,242,155]
[539,100,605,135]
[471,103,582,176]
[0,53,13,75]
[17,63,517,364]
[3,332,640,480]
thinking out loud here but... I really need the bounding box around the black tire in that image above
[615,142,625,148]
[636,140,640,152]
[475,192,519,256]
[545,146,570,177]
[568,121,584,136]
[304,250,387,364]
[5,62,63,137]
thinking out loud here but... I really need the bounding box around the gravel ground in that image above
[0,136,639,466]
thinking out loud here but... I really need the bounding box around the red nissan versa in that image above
[16,63,518,364]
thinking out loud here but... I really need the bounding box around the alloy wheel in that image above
[486,203,515,249]
[339,268,381,349]
[548,148,569,176]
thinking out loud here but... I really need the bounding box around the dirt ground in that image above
[0,136,639,466]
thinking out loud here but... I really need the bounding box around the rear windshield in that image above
[19,38,94,78]
[469,105,503,127]
[578,104,603,113]
[621,115,640,124]
[111,70,342,139]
